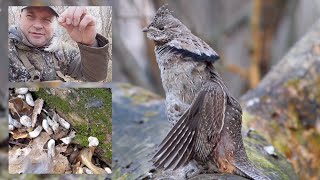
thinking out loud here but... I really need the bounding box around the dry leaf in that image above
[9,132,71,174]
[51,126,69,140]
[51,154,70,174]
[8,101,21,117]
[73,161,83,174]
[9,132,50,174]
[31,99,44,127]
[10,129,28,139]
[56,144,68,154]
[9,98,33,117]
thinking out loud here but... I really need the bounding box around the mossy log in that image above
[240,19,320,179]
[112,83,297,179]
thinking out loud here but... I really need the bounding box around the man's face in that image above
[19,7,56,47]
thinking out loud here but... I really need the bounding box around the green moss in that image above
[245,144,274,169]
[112,169,132,180]
[244,141,290,180]
[272,134,290,157]
[285,78,301,88]
[34,88,112,162]
[118,83,162,105]
[242,111,255,127]
[34,88,72,113]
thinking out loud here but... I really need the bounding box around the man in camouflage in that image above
[9,6,110,82]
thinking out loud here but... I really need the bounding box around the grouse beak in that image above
[142,27,149,32]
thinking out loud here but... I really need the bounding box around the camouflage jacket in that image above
[9,25,109,82]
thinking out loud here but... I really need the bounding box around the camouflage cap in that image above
[21,6,59,17]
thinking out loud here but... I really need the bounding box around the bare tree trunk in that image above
[250,0,288,88]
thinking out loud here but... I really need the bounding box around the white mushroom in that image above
[15,88,28,95]
[53,113,70,129]
[264,145,277,157]
[104,167,112,174]
[60,130,76,145]
[88,136,99,147]
[9,114,22,128]
[25,93,35,107]
[57,117,70,129]
[28,87,39,92]
[46,116,59,133]
[48,139,56,158]
[8,114,13,124]
[20,115,32,128]
[9,125,14,131]
[42,119,53,135]
[83,167,93,174]
[28,126,43,138]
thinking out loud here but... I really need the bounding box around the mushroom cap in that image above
[88,136,99,147]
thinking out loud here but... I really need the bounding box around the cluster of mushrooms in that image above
[8,87,111,174]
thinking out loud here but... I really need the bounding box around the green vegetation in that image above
[34,88,112,162]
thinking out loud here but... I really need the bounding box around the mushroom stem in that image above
[78,148,106,174]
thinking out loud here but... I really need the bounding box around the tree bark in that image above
[241,19,320,179]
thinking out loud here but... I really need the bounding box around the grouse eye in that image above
[159,26,165,31]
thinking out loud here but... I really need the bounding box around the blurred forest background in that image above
[8,6,113,82]
[113,0,320,98]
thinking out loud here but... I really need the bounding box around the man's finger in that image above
[58,7,70,23]
[58,21,73,33]
[73,7,87,27]
[58,14,66,23]
[79,14,95,32]
[59,21,68,28]
[61,7,76,25]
